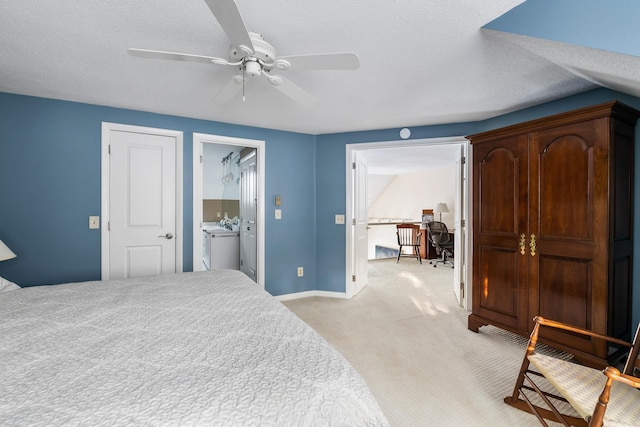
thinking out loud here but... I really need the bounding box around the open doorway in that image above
[192,133,266,289]
[345,136,471,308]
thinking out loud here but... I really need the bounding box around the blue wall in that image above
[2,88,640,329]
[0,92,316,295]
[315,88,640,329]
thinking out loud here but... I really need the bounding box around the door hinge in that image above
[352,162,356,170]
[461,219,465,227]
[352,218,356,226]
[200,155,203,163]
[462,156,466,164]
[352,275,356,282]
[107,221,110,231]
[108,144,111,155]
[460,282,465,299]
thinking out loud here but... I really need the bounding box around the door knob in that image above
[158,233,174,240]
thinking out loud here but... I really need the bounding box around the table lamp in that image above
[434,202,449,222]
[0,239,16,261]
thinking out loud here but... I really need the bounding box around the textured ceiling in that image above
[0,0,635,134]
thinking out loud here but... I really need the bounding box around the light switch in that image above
[89,216,100,229]
[335,214,345,224]
[275,209,282,219]
[275,196,282,206]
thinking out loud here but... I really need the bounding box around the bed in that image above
[0,270,388,426]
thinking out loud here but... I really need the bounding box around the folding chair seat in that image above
[504,316,640,427]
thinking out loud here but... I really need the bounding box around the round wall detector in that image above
[399,128,411,139]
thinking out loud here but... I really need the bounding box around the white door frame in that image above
[345,136,472,308]
[101,122,184,280]
[192,133,265,289]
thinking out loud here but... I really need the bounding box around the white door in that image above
[352,154,368,296]
[453,144,467,306]
[240,150,257,282]
[101,123,183,280]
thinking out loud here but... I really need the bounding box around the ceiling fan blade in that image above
[276,53,360,70]
[267,75,318,108]
[214,75,243,104]
[128,48,227,65]
[204,0,254,53]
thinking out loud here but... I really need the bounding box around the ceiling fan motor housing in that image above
[229,32,276,66]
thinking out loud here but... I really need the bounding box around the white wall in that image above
[368,165,456,259]
[203,143,240,200]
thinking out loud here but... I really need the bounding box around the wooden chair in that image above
[504,316,640,426]
[396,224,422,263]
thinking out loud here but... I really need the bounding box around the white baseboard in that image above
[275,290,348,301]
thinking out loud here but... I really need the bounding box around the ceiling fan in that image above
[128,0,360,106]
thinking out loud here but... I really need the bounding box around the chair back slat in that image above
[396,224,420,246]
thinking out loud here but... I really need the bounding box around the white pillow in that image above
[0,276,20,293]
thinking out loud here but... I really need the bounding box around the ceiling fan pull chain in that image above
[242,61,246,102]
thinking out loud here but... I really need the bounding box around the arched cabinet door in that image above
[529,119,607,357]
[470,135,529,334]
[467,101,639,368]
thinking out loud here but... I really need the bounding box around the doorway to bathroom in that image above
[192,133,265,288]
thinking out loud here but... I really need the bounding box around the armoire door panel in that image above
[534,128,595,241]
[535,255,601,355]
[475,137,526,235]
[474,246,527,329]
[536,255,592,329]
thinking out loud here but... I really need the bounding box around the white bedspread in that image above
[0,270,388,426]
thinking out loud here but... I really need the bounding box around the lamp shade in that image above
[0,239,16,261]
[435,202,449,213]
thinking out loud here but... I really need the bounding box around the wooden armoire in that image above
[467,101,640,367]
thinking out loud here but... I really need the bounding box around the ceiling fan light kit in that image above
[127,0,359,106]
[244,59,262,77]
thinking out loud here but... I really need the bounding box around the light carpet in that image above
[283,258,562,427]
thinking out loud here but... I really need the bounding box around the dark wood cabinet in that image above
[467,101,639,367]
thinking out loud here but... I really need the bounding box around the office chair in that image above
[426,221,453,268]
[396,224,422,263]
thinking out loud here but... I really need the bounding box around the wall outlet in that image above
[297,266,304,277]
[275,209,282,219]
[335,214,345,224]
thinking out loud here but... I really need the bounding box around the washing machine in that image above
[203,226,240,270]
